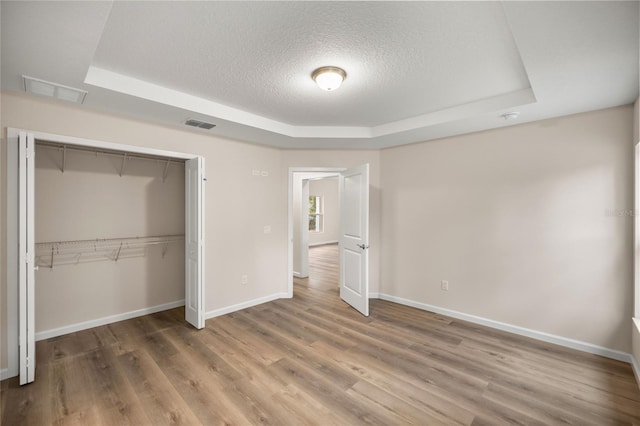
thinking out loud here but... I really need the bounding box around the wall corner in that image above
[632,318,640,389]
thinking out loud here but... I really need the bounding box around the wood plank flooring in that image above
[2,243,640,424]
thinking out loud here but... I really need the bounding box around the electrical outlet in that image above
[441,280,449,291]
[263,225,271,234]
[252,170,260,176]
[241,274,248,285]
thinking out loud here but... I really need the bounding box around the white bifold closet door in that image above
[18,131,36,385]
[339,164,370,317]
[13,130,206,385]
[185,156,205,329]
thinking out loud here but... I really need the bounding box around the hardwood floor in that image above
[2,243,640,425]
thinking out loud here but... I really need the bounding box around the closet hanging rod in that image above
[35,234,185,251]
[36,141,187,164]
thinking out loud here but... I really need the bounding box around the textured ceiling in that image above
[92,1,530,127]
[1,1,638,149]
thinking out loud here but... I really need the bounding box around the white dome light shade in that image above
[312,66,347,91]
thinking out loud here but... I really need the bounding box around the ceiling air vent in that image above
[185,118,216,130]
[23,75,87,104]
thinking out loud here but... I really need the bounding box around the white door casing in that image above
[7,128,206,383]
[299,179,310,278]
[18,131,36,384]
[185,156,205,329]
[339,164,370,316]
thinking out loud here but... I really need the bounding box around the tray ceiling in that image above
[1,1,638,148]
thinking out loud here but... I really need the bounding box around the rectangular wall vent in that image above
[185,118,216,130]
[23,75,87,104]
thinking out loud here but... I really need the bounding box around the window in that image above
[309,195,324,233]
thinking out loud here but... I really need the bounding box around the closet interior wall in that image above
[34,141,185,337]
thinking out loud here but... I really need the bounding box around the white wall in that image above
[381,105,634,352]
[1,92,288,371]
[33,145,184,333]
[308,177,339,246]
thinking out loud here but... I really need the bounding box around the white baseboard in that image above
[0,368,9,381]
[309,241,338,247]
[35,300,186,341]
[205,292,288,319]
[373,293,633,363]
[293,271,308,278]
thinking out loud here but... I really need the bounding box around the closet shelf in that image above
[37,142,183,181]
[35,234,184,269]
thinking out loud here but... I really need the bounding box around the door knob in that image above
[357,244,369,250]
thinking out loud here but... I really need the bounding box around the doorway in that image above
[6,128,205,384]
[293,172,340,280]
[287,165,370,316]
[299,175,340,293]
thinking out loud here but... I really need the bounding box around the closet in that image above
[33,140,186,337]
[9,128,204,385]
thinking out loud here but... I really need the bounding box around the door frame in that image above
[287,167,345,297]
[5,127,205,379]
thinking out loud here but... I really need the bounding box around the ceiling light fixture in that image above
[312,66,347,91]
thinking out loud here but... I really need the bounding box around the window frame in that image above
[308,195,324,233]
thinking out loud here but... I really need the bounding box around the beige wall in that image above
[381,106,634,352]
[1,92,289,370]
[308,177,339,245]
[2,91,637,373]
[33,146,184,332]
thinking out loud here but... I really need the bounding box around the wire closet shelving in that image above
[35,234,185,269]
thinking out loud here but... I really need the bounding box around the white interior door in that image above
[185,156,205,329]
[18,131,36,384]
[339,164,370,316]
